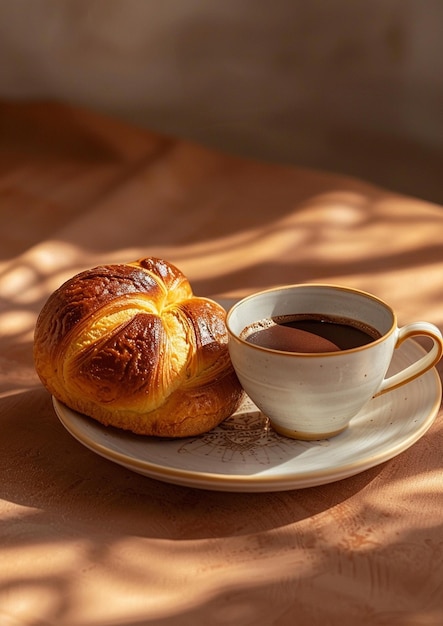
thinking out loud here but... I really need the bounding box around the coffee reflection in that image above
[241,313,382,353]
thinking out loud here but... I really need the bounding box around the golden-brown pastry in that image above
[34,257,243,437]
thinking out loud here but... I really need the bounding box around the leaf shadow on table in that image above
[12,179,443,334]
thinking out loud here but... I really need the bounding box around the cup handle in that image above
[374,322,443,396]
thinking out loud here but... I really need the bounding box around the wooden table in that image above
[1,101,443,626]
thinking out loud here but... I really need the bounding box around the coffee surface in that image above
[242,313,381,353]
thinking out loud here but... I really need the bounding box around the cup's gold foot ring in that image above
[269,421,348,441]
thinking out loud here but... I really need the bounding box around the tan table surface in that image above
[1,101,443,626]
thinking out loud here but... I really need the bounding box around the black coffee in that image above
[242,313,382,353]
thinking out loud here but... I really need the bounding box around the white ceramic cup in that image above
[226,284,443,440]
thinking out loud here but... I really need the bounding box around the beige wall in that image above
[1,0,442,202]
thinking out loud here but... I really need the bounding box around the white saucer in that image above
[53,337,441,492]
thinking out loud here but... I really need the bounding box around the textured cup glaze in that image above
[226,284,443,440]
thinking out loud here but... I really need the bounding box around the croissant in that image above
[34,257,243,437]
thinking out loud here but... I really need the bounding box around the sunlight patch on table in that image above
[0,311,36,337]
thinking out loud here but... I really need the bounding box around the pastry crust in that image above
[34,257,243,437]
